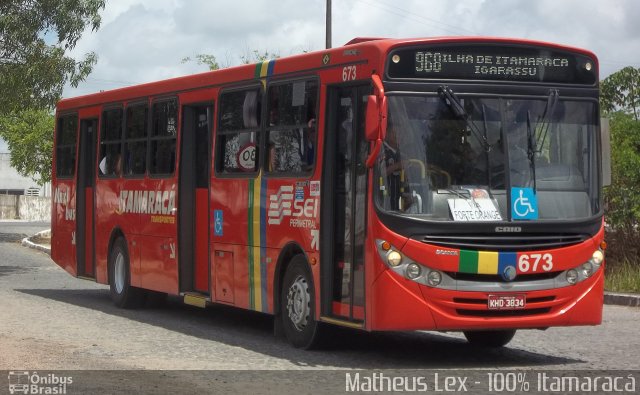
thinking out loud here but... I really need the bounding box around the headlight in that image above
[566,269,578,285]
[376,240,449,289]
[592,250,604,265]
[581,261,593,278]
[387,251,402,267]
[427,271,442,286]
[406,263,421,279]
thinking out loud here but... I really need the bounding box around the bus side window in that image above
[149,99,178,176]
[216,88,261,174]
[266,79,318,175]
[55,115,78,178]
[99,108,123,177]
[124,104,148,177]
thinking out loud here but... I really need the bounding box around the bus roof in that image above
[56,36,598,112]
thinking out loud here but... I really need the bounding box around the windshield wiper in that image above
[438,86,492,152]
[440,188,470,200]
[526,110,537,190]
[534,89,559,153]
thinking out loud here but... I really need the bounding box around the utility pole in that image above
[326,0,332,49]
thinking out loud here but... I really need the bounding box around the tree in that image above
[601,66,640,262]
[181,54,221,71]
[1,0,104,114]
[0,110,54,185]
[600,66,640,120]
[605,112,640,227]
[0,0,104,184]
[182,49,280,71]
[239,49,279,65]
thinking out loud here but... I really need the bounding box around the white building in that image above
[0,138,51,197]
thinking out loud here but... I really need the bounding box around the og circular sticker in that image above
[237,143,256,171]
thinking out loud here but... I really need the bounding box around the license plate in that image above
[487,294,526,310]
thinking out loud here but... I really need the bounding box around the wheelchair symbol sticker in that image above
[214,210,224,236]
[511,187,538,220]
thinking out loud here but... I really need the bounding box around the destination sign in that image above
[387,45,597,84]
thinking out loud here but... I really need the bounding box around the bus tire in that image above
[280,255,321,349]
[108,237,145,308]
[463,329,516,347]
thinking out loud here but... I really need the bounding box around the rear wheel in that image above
[108,237,145,308]
[463,330,516,347]
[281,255,321,349]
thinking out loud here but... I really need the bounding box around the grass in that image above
[605,259,640,293]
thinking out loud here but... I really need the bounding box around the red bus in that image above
[52,37,606,349]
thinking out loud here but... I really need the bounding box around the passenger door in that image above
[321,85,369,323]
[179,104,213,293]
[76,118,97,278]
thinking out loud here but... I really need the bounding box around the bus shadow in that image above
[17,288,583,369]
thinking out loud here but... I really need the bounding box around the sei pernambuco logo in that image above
[8,371,72,395]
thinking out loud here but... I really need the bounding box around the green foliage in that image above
[240,49,279,65]
[600,67,640,266]
[0,0,103,184]
[0,0,105,114]
[600,66,640,120]
[605,112,640,230]
[181,54,220,71]
[0,110,54,185]
[183,49,280,70]
[605,259,640,293]
[604,112,640,266]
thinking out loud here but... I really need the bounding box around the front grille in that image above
[419,234,587,251]
[445,271,561,282]
[456,307,551,317]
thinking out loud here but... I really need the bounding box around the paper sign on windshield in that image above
[448,198,502,221]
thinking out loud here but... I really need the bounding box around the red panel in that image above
[129,235,141,287]
[331,302,365,321]
[93,178,120,285]
[214,250,234,304]
[232,244,250,310]
[194,188,209,292]
[84,188,94,276]
[139,235,178,294]
[51,181,77,277]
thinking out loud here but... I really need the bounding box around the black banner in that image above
[387,45,597,85]
[2,370,638,394]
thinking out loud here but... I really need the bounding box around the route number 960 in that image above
[518,253,553,273]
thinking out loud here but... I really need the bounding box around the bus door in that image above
[178,104,212,294]
[321,85,369,323]
[76,118,97,278]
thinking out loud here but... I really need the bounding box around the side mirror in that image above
[379,96,388,140]
[364,74,388,167]
[365,95,379,141]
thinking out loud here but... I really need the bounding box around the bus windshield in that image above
[376,94,599,221]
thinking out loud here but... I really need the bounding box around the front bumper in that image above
[368,264,603,331]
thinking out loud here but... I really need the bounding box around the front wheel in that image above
[281,255,321,349]
[463,330,516,347]
[108,237,145,308]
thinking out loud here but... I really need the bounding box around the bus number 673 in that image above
[342,65,356,81]
[518,253,553,273]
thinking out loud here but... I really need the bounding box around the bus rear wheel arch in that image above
[280,254,322,349]
[463,329,516,348]
[108,237,145,308]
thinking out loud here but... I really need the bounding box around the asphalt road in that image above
[1,223,639,394]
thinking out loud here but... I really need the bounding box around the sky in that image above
[58,0,640,100]
[1,0,636,153]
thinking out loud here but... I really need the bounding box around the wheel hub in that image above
[114,252,125,294]
[286,275,310,331]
